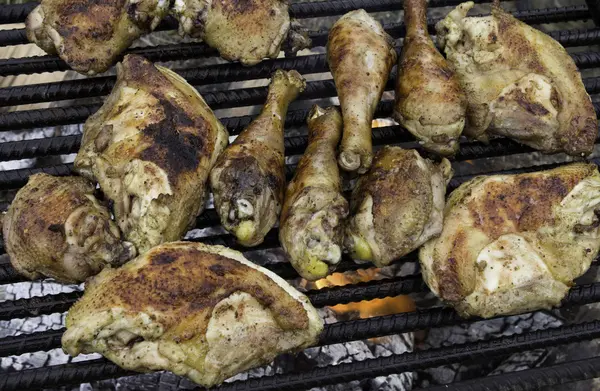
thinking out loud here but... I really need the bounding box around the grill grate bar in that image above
[1,282,599,360]
[424,356,600,391]
[3,316,600,391]
[0,275,426,321]
[3,40,600,108]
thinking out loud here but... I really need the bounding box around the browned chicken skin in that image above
[174,0,311,65]
[327,10,397,174]
[26,0,168,75]
[436,1,597,156]
[62,242,322,387]
[75,55,229,254]
[420,163,600,318]
[279,106,349,280]
[2,174,135,283]
[210,70,306,247]
[394,0,467,156]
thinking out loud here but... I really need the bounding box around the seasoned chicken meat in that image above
[2,174,135,283]
[210,70,305,247]
[280,106,349,280]
[436,1,597,156]
[394,0,467,156]
[345,146,452,267]
[74,55,228,254]
[420,163,600,318]
[26,0,168,75]
[62,241,323,387]
[328,10,397,174]
[174,0,311,66]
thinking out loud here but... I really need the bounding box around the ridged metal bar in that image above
[425,356,600,391]
[1,282,599,360]
[0,275,426,321]
[0,2,36,24]
[3,314,600,391]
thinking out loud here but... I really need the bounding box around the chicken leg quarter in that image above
[436,1,597,156]
[394,0,467,156]
[327,10,397,174]
[279,106,349,280]
[75,55,229,254]
[210,70,306,247]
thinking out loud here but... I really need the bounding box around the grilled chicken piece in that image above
[345,146,452,267]
[26,0,168,75]
[210,70,305,247]
[436,1,597,156]
[74,55,229,254]
[394,0,467,156]
[63,241,323,387]
[328,10,397,174]
[420,163,600,318]
[174,0,311,66]
[279,106,349,280]
[2,174,135,283]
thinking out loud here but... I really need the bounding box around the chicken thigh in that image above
[174,0,311,66]
[62,241,323,387]
[2,174,135,283]
[328,10,397,174]
[436,1,597,156]
[75,55,229,254]
[394,0,467,156]
[345,146,453,267]
[280,105,349,280]
[420,163,600,318]
[26,0,168,75]
[210,70,305,247]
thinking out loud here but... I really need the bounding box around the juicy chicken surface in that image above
[420,163,600,318]
[210,70,306,247]
[26,0,168,75]
[328,10,397,174]
[436,1,597,156]
[394,0,467,156]
[74,55,229,254]
[345,146,453,267]
[174,0,310,66]
[280,106,349,280]
[2,174,135,283]
[62,241,323,387]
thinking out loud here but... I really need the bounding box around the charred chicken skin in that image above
[394,0,467,156]
[345,146,453,267]
[436,1,597,156]
[26,0,168,75]
[279,105,349,280]
[75,55,229,254]
[210,70,306,247]
[420,163,600,318]
[174,0,311,66]
[62,241,323,387]
[327,10,397,174]
[2,174,135,283]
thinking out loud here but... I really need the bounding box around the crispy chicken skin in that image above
[394,0,467,156]
[26,0,168,75]
[2,174,135,283]
[436,1,597,156]
[210,70,306,247]
[328,10,397,174]
[62,241,323,387]
[280,106,349,281]
[174,0,311,66]
[345,146,453,267]
[420,163,600,318]
[74,55,229,254]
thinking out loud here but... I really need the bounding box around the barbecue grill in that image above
[1,0,600,389]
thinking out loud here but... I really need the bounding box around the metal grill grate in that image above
[2,0,600,390]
